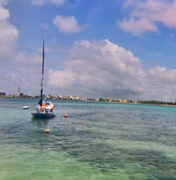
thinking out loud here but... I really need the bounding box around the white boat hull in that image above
[23,106,29,110]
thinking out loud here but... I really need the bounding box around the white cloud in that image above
[14,51,41,65]
[45,39,176,101]
[53,15,86,33]
[118,18,158,34]
[118,0,176,34]
[0,67,41,95]
[1,0,176,101]
[1,32,176,101]
[31,0,65,6]
[42,23,49,30]
[0,0,8,6]
[0,5,9,21]
[0,2,42,95]
[51,0,64,5]
[0,5,19,61]
[0,1,47,96]
[0,50,45,95]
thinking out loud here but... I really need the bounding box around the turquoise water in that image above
[0,98,176,180]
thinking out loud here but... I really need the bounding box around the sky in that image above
[1,0,176,101]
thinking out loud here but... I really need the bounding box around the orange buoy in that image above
[64,114,68,118]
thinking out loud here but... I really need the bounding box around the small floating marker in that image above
[45,129,50,133]
[64,114,68,118]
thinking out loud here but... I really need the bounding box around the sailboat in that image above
[31,39,56,118]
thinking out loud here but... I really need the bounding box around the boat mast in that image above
[38,39,45,106]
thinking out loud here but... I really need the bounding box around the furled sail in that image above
[38,39,45,106]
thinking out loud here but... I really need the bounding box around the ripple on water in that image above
[1,100,176,179]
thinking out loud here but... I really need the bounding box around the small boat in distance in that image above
[31,39,56,118]
[22,105,29,110]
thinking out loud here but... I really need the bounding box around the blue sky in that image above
[1,0,176,101]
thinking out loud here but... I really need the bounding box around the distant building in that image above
[18,86,20,96]
[56,95,65,99]
[68,95,74,100]
[19,93,24,97]
[7,94,13,97]
[0,92,6,97]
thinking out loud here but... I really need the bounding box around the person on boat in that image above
[41,95,54,113]
[45,96,50,105]
[42,96,50,106]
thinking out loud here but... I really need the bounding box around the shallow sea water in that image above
[0,97,176,180]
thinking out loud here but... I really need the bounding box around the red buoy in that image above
[64,114,68,118]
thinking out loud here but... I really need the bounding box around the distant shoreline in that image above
[1,96,176,107]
